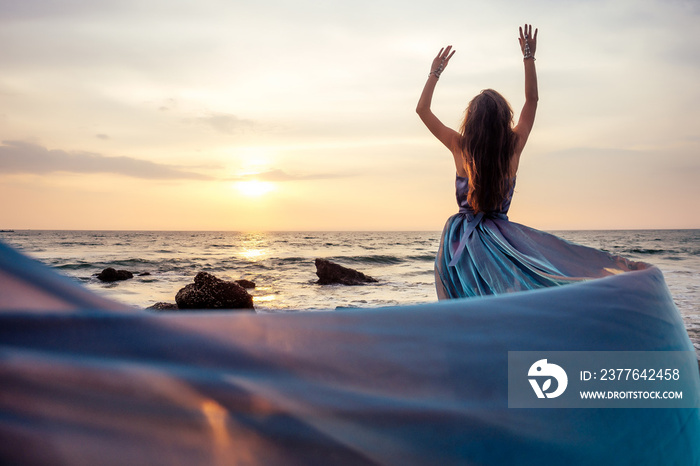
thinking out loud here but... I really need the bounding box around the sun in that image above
[235,180,275,197]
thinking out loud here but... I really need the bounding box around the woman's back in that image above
[455,174,515,217]
[458,89,518,214]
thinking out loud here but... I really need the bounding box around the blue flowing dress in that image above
[436,174,645,299]
[1,234,699,464]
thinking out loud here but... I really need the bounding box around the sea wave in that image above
[110,258,171,269]
[627,248,668,255]
[54,261,95,270]
[275,257,309,264]
[331,255,405,265]
[407,254,436,262]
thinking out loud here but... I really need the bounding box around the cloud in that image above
[188,112,258,135]
[0,141,212,180]
[230,169,351,182]
[0,0,123,21]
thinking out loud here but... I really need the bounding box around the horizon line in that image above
[2,228,698,233]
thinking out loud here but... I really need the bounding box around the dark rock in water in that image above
[146,302,178,311]
[175,272,254,310]
[315,258,378,286]
[97,267,134,282]
[138,271,152,277]
[235,279,256,289]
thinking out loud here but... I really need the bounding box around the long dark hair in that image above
[459,89,517,213]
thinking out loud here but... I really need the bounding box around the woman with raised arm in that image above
[418,24,642,299]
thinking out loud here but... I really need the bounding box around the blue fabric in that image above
[0,239,131,312]
[0,240,698,465]
[436,174,646,299]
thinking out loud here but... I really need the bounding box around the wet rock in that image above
[235,279,256,289]
[175,272,254,310]
[97,267,134,282]
[146,302,178,311]
[315,258,378,286]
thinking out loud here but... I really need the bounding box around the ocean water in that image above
[1,229,698,355]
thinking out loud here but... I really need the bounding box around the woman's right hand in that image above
[518,24,538,59]
[430,46,456,78]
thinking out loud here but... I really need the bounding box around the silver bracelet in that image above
[430,60,445,78]
[523,36,535,60]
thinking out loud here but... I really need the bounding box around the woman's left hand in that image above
[430,45,456,77]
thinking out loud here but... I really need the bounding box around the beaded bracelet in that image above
[523,36,536,60]
[430,60,446,78]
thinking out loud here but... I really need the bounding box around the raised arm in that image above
[513,24,539,168]
[416,46,461,156]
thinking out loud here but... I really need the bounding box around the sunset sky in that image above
[1,0,698,231]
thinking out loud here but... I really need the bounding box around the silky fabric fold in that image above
[436,174,645,299]
[0,239,699,465]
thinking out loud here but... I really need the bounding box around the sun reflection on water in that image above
[254,295,276,303]
[240,249,265,261]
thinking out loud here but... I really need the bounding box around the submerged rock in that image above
[146,302,178,311]
[175,272,254,310]
[315,258,378,286]
[235,279,256,289]
[97,267,134,282]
